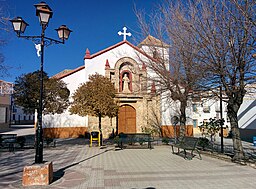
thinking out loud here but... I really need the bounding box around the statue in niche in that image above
[122,73,130,93]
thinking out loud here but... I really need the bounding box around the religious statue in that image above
[122,74,130,93]
[35,44,41,57]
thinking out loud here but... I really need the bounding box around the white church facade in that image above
[42,30,255,141]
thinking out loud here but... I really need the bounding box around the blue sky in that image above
[3,0,159,82]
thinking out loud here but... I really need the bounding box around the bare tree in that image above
[135,1,203,137]
[142,102,163,137]
[167,0,255,162]
[136,0,255,162]
[0,1,12,77]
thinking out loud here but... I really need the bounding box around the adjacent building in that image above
[0,80,13,129]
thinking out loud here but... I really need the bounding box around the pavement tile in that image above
[0,137,256,189]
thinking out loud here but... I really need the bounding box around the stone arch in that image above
[118,104,136,134]
[114,57,140,71]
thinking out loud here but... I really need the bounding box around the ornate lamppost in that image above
[10,2,72,164]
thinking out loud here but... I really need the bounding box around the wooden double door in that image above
[118,105,136,134]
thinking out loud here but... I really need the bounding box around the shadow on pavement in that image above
[52,146,114,183]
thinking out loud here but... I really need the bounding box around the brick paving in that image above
[0,139,256,189]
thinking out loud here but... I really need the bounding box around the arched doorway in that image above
[118,105,136,134]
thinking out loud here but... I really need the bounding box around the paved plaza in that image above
[1,126,256,189]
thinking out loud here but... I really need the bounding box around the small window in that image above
[193,119,198,128]
[203,106,210,113]
[192,104,197,112]
[153,50,159,59]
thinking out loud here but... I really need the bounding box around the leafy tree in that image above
[13,70,70,114]
[70,73,119,145]
[199,118,225,142]
[44,77,70,114]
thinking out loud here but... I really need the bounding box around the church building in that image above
[43,28,188,138]
[42,28,256,141]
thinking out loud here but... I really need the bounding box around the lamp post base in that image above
[22,161,53,186]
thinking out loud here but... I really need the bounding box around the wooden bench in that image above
[117,133,153,149]
[0,134,17,152]
[171,136,202,160]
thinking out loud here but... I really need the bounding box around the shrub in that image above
[113,136,120,144]
[162,137,169,145]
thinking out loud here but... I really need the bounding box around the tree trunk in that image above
[160,127,164,138]
[116,114,118,136]
[227,104,245,162]
[179,100,187,137]
[98,113,103,146]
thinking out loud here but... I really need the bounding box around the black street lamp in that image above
[10,2,72,164]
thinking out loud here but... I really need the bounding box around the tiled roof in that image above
[52,66,84,79]
[138,35,169,48]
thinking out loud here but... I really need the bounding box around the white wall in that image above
[43,68,88,128]
[238,97,256,129]
[62,68,86,95]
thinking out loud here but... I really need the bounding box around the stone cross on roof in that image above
[118,27,132,41]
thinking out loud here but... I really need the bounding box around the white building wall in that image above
[84,43,150,80]
[160,91,194,126]
[238,94,256,129]
[192,95,256,130]
[43,68,88,128]
[11,105,34,124]
[62,68,86,95]
[190,98,229,126]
